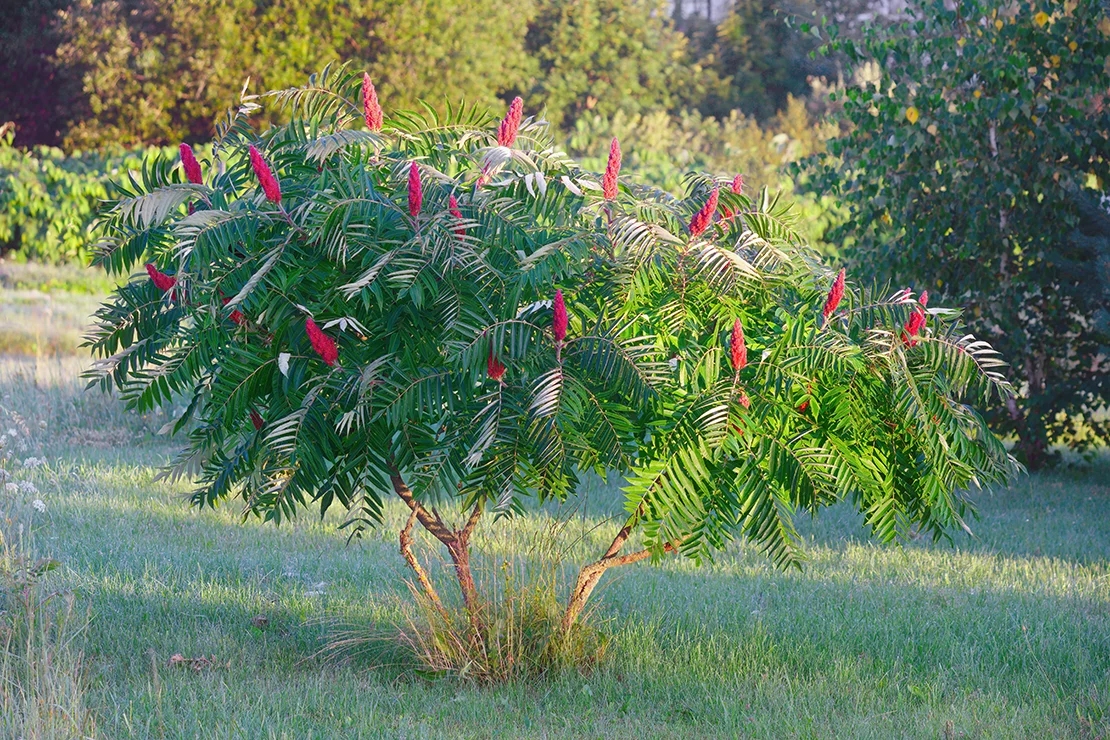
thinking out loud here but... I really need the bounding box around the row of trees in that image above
[1,0,827,149]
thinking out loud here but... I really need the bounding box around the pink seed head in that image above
[602,138,621,200]
[688,188,719,237]
[362,73,383,132]
[305,318,338,366]
[730,318,747,372]
[823,268,846,319]
[408,162,422,220]
[180,143,203,184]
[553,289,568,343]
[248,145,281,204]
[497,96,524,147]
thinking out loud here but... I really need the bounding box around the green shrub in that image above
[85,67,1016,671]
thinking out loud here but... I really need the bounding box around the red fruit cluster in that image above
[602,138,621,200]
[688,188,719,237]
[823,268,846,319]
[497,97,524,147]
[408,162,422,220]
[180,144,203,184]
[305,318,338,366]
[730,174,745,195]
[902,291,929,346]
[553,289,568,343]
[145,263,176,293]
[730,318,747,372]
[362,73,383,132]
[739,392,751,409]
[487,348,506,382]
[249,145,282,204]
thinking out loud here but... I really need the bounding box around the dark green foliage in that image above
[803,0,1110,468]
[0,0,76,146]
[87,67,1015,573]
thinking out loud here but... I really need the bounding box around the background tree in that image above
[704,0,831,120]
[803,0,1110,468]
[523,0,724,129]
[51,0,536,149]
[0,0,80,146]
[86,67,1016,657]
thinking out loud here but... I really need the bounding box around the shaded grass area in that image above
[3,358,1109,738]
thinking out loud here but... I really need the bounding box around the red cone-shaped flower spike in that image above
[823,268,846,319]
[249,145,281,204]
[602,138,621,200]
[902,305,927,347]
[362,73,383,132]
[305,318,338,366]
[449,194,465,236]
[487,348,506,382]
[553,289,568,342]
[919,290,929,308]
[688,188,719,237]
[497,96,524,147]
[730,174,745,195]
[145,263,176,293]
[250,410,264,430]
[180,143,202,184]
[739,392,751,409]
[408,162,422,220]
[730,318,747,371]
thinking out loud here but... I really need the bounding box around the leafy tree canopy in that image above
[803,0,1110,468]
[87,66,1017,634]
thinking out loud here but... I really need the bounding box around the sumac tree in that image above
[87,66,1017,643]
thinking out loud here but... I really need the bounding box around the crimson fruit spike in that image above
[248,145,281,204]
[305,318,338,366]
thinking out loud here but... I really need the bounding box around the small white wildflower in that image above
[6,429,16,437]
[4,482,17,494]
[22,456,43,468]
[32,499,46,513]
[19,481,38,495]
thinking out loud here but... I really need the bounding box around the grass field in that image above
[0,356,1107,738]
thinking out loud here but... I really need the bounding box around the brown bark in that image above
[399,509,448,619]
[389,470,485,635]
[561,518,681,632]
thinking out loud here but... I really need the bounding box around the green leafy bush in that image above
[803,0,1110,468]
[0,131,182,264]
[86,67,1017,666]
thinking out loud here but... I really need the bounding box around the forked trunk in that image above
[390,471,485,636]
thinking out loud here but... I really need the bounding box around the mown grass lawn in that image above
[4,357,1109,738]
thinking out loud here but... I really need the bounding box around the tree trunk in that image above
[390,470,485,636]
[560,516,681,632]
[1007,351,1051,471]
[399,509,448,618]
